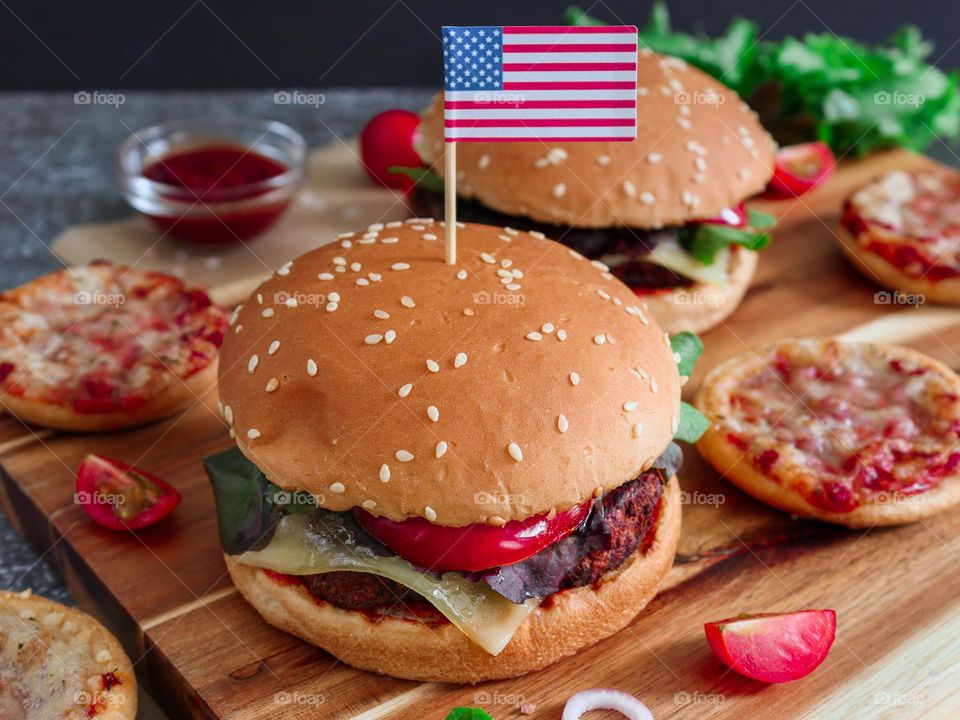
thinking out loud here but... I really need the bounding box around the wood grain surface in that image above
[3,148,960,720]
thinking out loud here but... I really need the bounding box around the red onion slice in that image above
[562,689,653,720]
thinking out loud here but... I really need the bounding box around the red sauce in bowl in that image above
[140,144,295,244]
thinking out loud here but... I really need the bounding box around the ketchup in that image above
[140,144,293,244]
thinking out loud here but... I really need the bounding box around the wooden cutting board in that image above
[3,148,960,720]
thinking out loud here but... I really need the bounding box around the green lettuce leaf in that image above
[387,165,444,192]
[681,223,771,264]
[676,401,709,443]
[446,709,493,720]
[670,331,703,378]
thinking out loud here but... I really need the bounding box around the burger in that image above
[205,219,700,682]
[407,50,778,334]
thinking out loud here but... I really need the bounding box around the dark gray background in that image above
[1,0,959,90]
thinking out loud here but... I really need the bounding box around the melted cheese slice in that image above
[646,238,730,286]
[236,514,538,655]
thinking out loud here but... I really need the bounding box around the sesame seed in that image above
[464,308,475,316]
[650,378,659,393]
[401,296,416,308]
[590,259,610,272]
[392,262,410,271]
[672,415,679,434]
[328,292,341,302]
[506,283,522,291]
[507,442,523,462]
[436,441,448,458]
[570,372,581,386]
[596,289,611,301]
[374,309,390,319]
[647,152,663,164]
[362,499,377,510]
[307,358,318,376]
[265,378,279,393]
[285,297,298,308]
[553,182,566,198]
[454,352,468,368]
[558,414,569,433]
[248,354,259,373]
[504,227,518,236]
[382,237,399,244]
[356,278,370,287]
[384,330,397,344]
[398,383,412,398]
[262,308,275,318]
[529,231,545,239]
[640,191,656,205]
[633,423,644,438]
[479,154,490,169]
[498,234,512,242]
[342,240,353,248]
[396,450,414,462]
[623,401,638,412]
[276,261,292,276]
[424,506,437,521]
[541,322,555,334]
[594,334,607,345]
[333,256,346,265]
[427,405,439,422]
[557,329,567,341]
[268,340,280,355]
[596,154,612,165]
[738,168,751,180]
[365,334,384,345]
[526,331,543,341]
[223,405,234,425]
[247,428,261,440]
[622,180,637,198]
[423,233,438,241]
[350,262,362,272]
[379,464,391,482]
[480,252,496,264]
[326,302,338,312]
[497,268,513,279]
[426,359,440,373]
[330,482,346,494]
[457,269,468,280]
[337,232,354,239]
[369,273,382,282]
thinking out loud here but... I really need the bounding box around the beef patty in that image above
[299,469,664,615]
[409,188,691,290]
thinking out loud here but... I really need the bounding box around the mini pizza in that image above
[0,589,136,719]
[0,261,226,432]
[838,168,960,303]
[696,337,960,527]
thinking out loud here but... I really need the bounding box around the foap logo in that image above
[473,491,527,505]
[73,90,125,108]
[473,91,526,106]
[674,691,726,707]
[273,90,326,108]
[873,691,925,707]
[674,289,725,307]
[73,290,125,307]
[474,690,527,706]
[74,689,128,707]
[874,90,925,108]
[74,490,126,507]
[874,290,925,306]
[273,290,327,308]
[674,89,725,107]
[269,489,319,507]
[472,290,525,306]
[679,490,725,507]
[273,691,326,708]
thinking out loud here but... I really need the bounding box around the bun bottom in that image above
[0,360,218,432]
[641,247,757,334]
[835,224,960,304]
[227,476,681,683]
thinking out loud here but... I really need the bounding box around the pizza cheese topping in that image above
[720,339,960,512]
[0,262,226,413]
[842,169,960,281]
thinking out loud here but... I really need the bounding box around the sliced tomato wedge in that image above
[702,203,748,228]
[704,609,837,683]
[354,501,591,572]
[766,142,836,198]
[76,454,181,531]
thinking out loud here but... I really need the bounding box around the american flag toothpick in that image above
[441,23,639,263]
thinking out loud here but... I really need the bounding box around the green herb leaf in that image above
[387,165,444,192]
[675,402,709,443]
[747,209,776,229]
[204,447,315,555]
[681,224,771,264]
[446,709,493,720]
[670,332,704,378]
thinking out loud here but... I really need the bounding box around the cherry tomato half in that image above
[354,501,591,572]
[76,454,181,531]
[360,109,421,191]
[766,142,836,198]
[704,609,837,683]
[702,203,748,228]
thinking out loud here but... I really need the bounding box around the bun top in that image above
[415,51,776,229]
[218,221,681,526]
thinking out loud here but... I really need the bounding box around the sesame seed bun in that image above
[218,220,681,526]
[0,589,137,719]
[415,51,776,230]
[226,474,681,683]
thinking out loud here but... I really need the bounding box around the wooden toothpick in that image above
[444,141,457,264]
